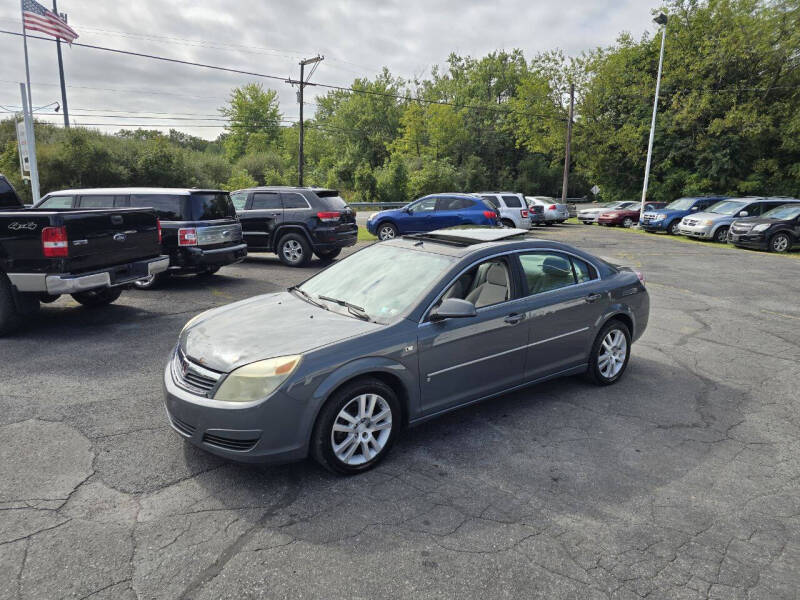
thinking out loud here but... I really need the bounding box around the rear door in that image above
[241,191,282,249]
[433,197,469,229]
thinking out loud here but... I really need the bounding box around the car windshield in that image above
[665,198,699,210]
[708,200,746,215]
[299,244,455,323]
[762,204,800,220]
[188,193,236,220]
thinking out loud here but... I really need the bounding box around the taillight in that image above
[548,205,557,211]
[520,209,529,218]
[157,219,162,244]
[42,226,68,257]
[178,227,198,246]
[483,210,497,220]
[317,211,340,222]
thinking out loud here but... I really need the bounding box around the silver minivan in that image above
[678,197,800,243]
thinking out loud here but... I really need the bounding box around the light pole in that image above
[639,12,668,226]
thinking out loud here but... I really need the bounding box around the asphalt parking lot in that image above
[1,225,798,600]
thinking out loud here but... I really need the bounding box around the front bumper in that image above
[678,224,713,238]
[8,255,169,294]
[163,361,309,464]
[640,221,665,232]
[173,243,247,272]
[729,232,767,249]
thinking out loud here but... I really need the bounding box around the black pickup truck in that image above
[0,175,169,335]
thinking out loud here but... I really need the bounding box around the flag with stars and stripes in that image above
[22,0,78,43]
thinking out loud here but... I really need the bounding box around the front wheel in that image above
[668,220,681,235]
[71,287,123,308]
[584,320,632,386]
[377,222,398,241]
[277,233,312,267]
[769,232,791,253]
[311,378,400,475]
[713,227,729,244]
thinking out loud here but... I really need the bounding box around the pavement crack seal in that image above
[177,473,301,600]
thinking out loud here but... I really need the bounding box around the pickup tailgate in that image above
[58,209,161,273]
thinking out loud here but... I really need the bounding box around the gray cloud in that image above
[1,0,660,138]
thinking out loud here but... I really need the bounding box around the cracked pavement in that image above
[1,226,798,599]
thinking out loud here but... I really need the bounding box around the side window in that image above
[480,196,500,209]
[230,192,248,211]
[519,252,577,295]
[78,195,116,208]
[571,257,597,283]
[502,195,523,208]
[38,195,74,208]
[696,200,712,211]
[412,197,438,212]
[129,194,183,220]
[438,258,512,310]
[282,193,310,209]
[437,197,470,211]
[251,193,282,210]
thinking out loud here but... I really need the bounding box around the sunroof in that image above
[406,227,529,246]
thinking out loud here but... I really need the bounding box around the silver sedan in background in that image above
[526,196,569,225]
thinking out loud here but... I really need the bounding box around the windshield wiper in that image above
[289,286,327,310]
[318,295,373,322]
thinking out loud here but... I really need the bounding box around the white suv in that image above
[476,192,532,229]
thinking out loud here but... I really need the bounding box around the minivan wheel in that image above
[311,378,400,475]
[769,232,791,253]
[584,320,632,386]
[713,227,729,243]
[278,233,311,267]
[71,287,123,308]
[668,220,681,235]
[377,222,397,241]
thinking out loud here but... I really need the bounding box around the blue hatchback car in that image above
[640,196,727,235]
[366,194,499,241]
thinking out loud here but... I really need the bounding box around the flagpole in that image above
[52,0,69,128]
[20,0,34,111]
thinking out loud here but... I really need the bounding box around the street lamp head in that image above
[653,13,668,26]
[54,102,60,113]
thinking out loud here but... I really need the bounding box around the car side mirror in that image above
[429,298,477,322]
[404,207,412,213]
[739,211,748,217]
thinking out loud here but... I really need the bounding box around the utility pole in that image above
[297,55,323,186]
[20,83,40,203]
[561,83,574,204]
[52,0,70,128]
[640,13,668,225]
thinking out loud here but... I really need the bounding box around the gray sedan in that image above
[164,228,650,474]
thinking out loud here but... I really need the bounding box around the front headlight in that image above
[702,220,714,226]
[752,223,770,232]
[655,213,667,221]
[214,355,302,403]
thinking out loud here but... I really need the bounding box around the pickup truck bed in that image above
[0,199,168,335]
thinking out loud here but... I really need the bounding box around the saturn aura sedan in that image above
[164,228,649,475]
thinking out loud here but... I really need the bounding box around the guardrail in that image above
[348,202,406,210]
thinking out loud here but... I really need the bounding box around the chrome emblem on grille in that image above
[113,233,127,242]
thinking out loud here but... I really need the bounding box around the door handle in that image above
[586,293,603,303]
[504,313,525,325]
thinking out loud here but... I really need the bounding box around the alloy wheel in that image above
[378,225,396,241]
[771,234,790,253]
[330,393,393,466]
[597,329,628,379]
[282,239,304,263]
[623,217,634,228]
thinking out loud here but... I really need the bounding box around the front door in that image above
[241,191,282,249]
[404,197,438,233]
[416,257,527,416]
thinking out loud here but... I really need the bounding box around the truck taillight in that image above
[520,209,529,218]
[157,219,162,244]
[317,211,340,222]
[178,227,198,246]
[41,226,68,257]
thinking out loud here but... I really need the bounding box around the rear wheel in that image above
[71,287,123,308]
[315,248,342,262]
[377,222,397,241]
[713,227,729,243]
[668,220,681,235]
[0,275,24,336]
[584,320,632,386]
[278,233,311,267]
[769,232,791,253]
[311,378,400,475]
[622,217,634,228]
[500,219,515,229]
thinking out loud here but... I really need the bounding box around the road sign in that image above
[591,185,600,195]
[16,118,31,180]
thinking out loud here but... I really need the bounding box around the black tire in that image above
[544,221,554,227]
[376,222,398,241]
[311,377,401,475]
[622,217,635,228]
[769,232,792,253]
[584,319,632,386]
[667,220,681,235]
[501,219,515,229]
[713,227,729,244]
[199,266,221,276]
[133,273,166,290]
[71,287,123,308]
[0,274,24,336]
[277,233,312,267]
[315,248,342,262]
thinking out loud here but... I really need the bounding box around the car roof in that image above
[235,186,337,194]
[475,191,522,195]
[45,187,224,196]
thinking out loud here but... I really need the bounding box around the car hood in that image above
[732,217,785,227]
[645,208,685,217]
[180,291,383,373]
[686,211,729,221]
[578,207,608,214]
[369,208,404,220]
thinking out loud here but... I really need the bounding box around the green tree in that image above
[220,83,282,160]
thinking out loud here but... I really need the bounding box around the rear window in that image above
[315,194,348,210]
[481,196,500,209]
[188,193,236,221]
[282,193,311,209]
[502,195,523,208]
[130,194,183,220]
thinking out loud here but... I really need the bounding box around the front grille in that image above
[683,219,698,226]
[172,348,222,396]
[202,433,259,452]
[731,224,752,234]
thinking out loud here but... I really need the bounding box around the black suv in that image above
[35,188,247,287]
[0,174,23,208]
[729,201,800,253]
[231,187,357,267]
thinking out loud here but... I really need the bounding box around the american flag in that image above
[22,0,78,43]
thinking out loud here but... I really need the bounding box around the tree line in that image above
[1,0,798,205]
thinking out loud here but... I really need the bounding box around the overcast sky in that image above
[1,0,661,139]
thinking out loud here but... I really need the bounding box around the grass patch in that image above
[358,227,377,242]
